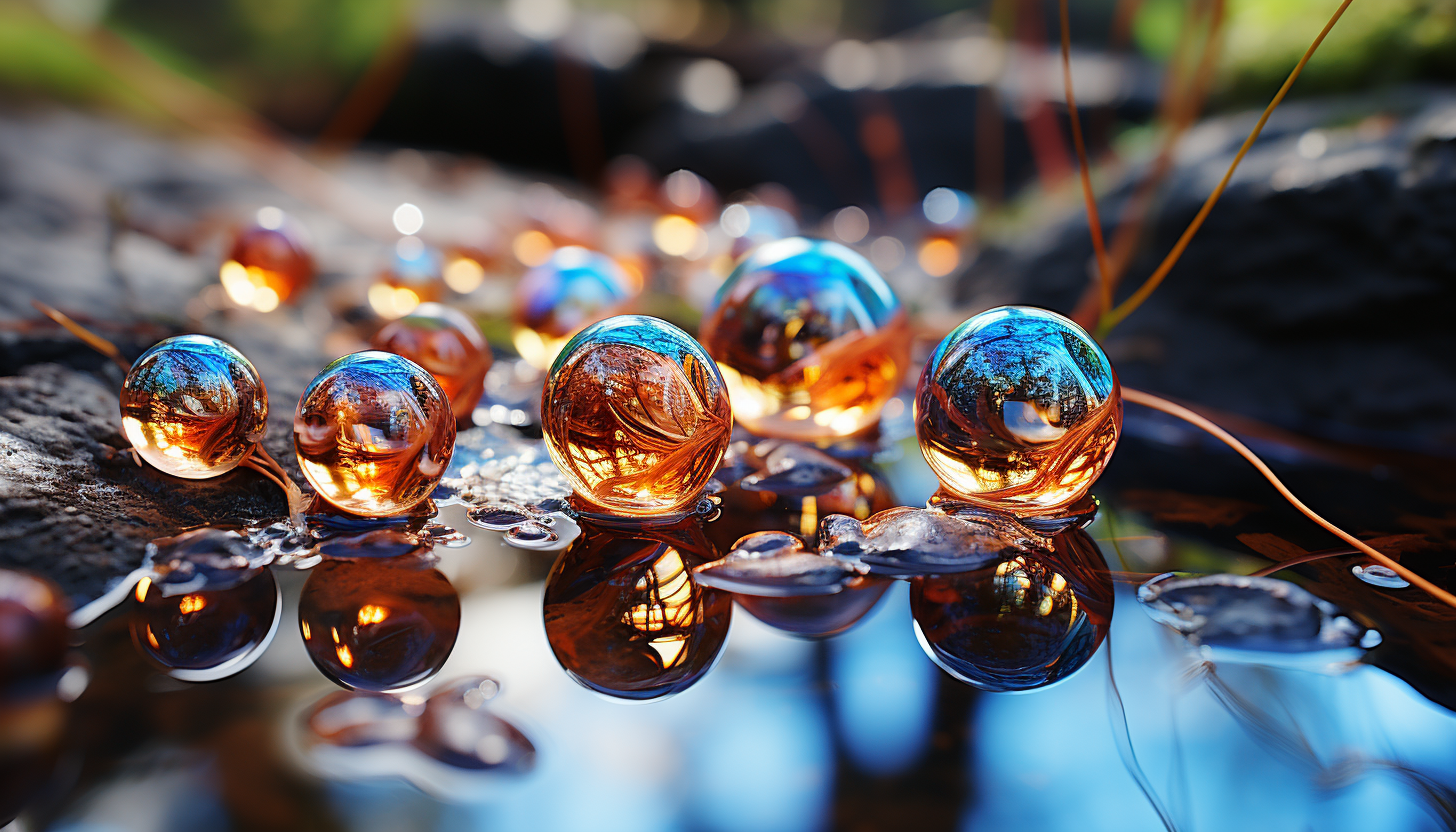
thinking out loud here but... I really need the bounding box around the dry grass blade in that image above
[1123,387,1456,611]
[1058,0,1112,310]
[1095,0,1356,338]
[31,300,131,372]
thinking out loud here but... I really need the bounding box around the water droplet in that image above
[467,504,533,530]
[505,522,558,547]
[821,507,1044,577]
[1352,564,1410,589]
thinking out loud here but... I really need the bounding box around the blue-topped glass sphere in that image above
[513,246,639,370]
[700,237,911,440]
[120,335,269,479]
[541,315,732,516]
[916,306,1120,516]
[294,351,456,517]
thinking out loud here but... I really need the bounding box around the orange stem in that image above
[31,300,131,373]
[1123,387,1456,610]
[249,445,308,527]
[1096,0,1356,338]
[1058,0,1112,311]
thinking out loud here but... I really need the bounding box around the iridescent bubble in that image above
[541,315,732,516]
[299,552,461,693]
[294,351,456,517]
[916,306,1121,516]
[512,246,639,370]
[910,528,1113,691]
[543,519,729,700]
[371,303,493,424]
[700,237,911,440]
[120,335,269,479]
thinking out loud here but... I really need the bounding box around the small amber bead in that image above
[541,315,732,516]
[512,246,638,370]
[0,570,69,696]
[220,212,314,310]
[701,237,911,440]
[371,303,492,423]
[120,335,268,479]
[294,351,456,517]
[915,306,1121,516]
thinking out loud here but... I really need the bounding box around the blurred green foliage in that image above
[1136,0,1456,101]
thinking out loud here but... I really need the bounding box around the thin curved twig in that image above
[1095,0,1356,338]
[1057,0,1111,310]
[1123,387,1456,610]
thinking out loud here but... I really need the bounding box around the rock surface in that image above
[961,90,1456,452]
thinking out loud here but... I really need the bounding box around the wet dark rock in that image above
[963,91,1456,452]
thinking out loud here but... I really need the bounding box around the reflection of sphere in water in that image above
[414,678,537,772]
[222,215,314,308]
[543,522,730,700]
[542,315,732,515]
[735,579,890,639]
[130,565,280,682]
[910,528,1112,691]
[371,303,493,423]
[294,351,456,517]
[0,569,69,694]
[916,306,1121,516]
[299,555,461,692]
[700,237,911,440]
[513,246,639,370]
[120,335,269,479]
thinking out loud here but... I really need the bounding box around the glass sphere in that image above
[910,528,1112,691]
[220,212,313,311]
[542,315,732,516]
[120,335,269,479]
[0,570,69,696]
[700,237,911,440]
[370,239,445,319]
[543,521,730,700]
[371,303,492,423]
[299,554,461,692]
[512,246,639,370]
[131,564,279,682]
[294,351,456,517]
[915,306,1121,516]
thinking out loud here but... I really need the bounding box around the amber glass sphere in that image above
[220,212,314,311]
[0,570,69,696]
[371,303,492,423]
[299,554,461,692]
[512,246,638,370]
[910,528,1112,691]
[915,306,1121,516]
[120,335,269,479]
[700,237,911,440]
[543,521,730,700]
[294,351,456,517]
[541,315,732,516]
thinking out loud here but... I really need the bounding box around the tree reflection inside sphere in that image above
[909,528,1113,691]
[700,237,911,440]
[541,315,732,516]
[130,564,280,682]
[299,553,461,693]
[120,335,269,479]
[371,303,493,424]
[294,351,456,517]
[543,520,730,701]
[513,246,639,370]
[915,306,1120,516]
